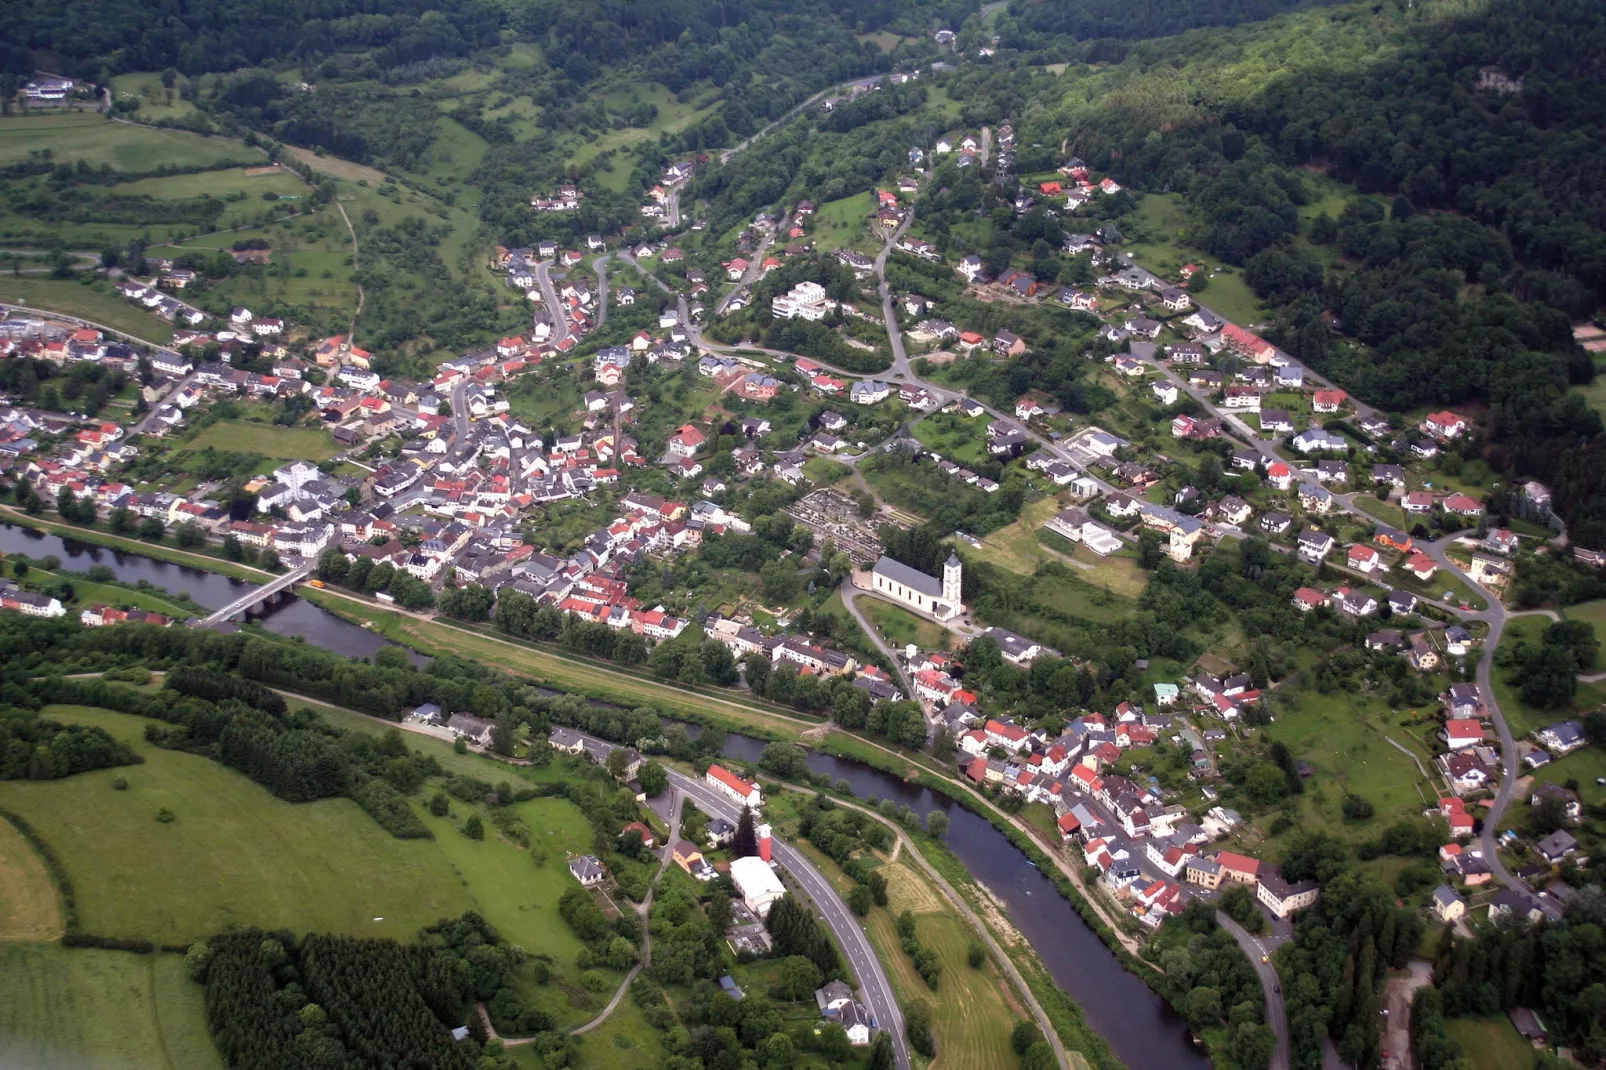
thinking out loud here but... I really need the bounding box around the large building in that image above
[706,764,763,809]
[869,553,965,622]
[730,855,787,918]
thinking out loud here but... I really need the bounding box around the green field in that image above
[161,210,360,319]
[0,818,62,941]
[860,596,951,652]
[114,166,309,222]
[567,83,721,169]
[0,277,174,343]
[0,943,223,1070]
[109,72,204,123]
[0,707,488,945]
[1123,194,1265,325]
[0,113,259,170]
[811,192,876,253]
[1442,1015,1541,1070]
[1490,614,1606,737]
[182,420,340,461]
[1258,688,1433,849]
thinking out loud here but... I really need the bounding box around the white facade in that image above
[730,855,787,918]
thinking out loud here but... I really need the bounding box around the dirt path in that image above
[1383,960,1434,1069]
[335,201,364,342]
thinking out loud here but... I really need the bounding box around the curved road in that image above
[666,768,910,1070]
[1219,914,1290,1070]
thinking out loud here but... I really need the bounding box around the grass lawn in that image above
[0,817,64,940]
[1351,494,1406,530]
[910,412,989,466]
[803,456,854,485]
[811,192,876,253]
[0,706,477,945]
[860,596,951,652]
[1442,1015,1540,1070]
[0,943,223,1070]
[567,83,720,169]
[0,277,174,343]
[0,112,260,170]
[1566,599,1606,631]
[53,575,196,617]
[109,72,203,123]
[110,166,310,228]
[182,420,340,461]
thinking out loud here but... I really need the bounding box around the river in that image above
[0,524,420,664]
[679,726,1207,1069]
[2,522,1203,1069]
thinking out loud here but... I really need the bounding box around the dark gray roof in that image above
[873,555,942,598]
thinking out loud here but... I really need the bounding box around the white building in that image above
[730,855,787,918]
[706,764,763,809]
[772,281,833,321]
[869,553,964,622]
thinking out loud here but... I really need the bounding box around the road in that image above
[666,768,910,1070]
[591,254,611,331]
[839,585,919,697]
[718,74,886,164]
[715,231,774,316]
[535,259,571,346]
[449,376,471,441]
[334,201,365,343]
[1218,913,1291,1070]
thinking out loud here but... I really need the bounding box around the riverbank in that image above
[12,527,1206,1067]
[0,509,272,583]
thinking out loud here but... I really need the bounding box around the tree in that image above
[867,1032,895,1070]
[108,507,134,535]
[175,521,207,549]
[848,884,873,916]
[968,942,986,968]
[905,999,934,1057]
[464,814,485,840]
[489,717,518,757]
[1022,1043,1056,1070]
[1011,1020,1043,1054]
[138,517,164,540]
[430,792,449,816]
[1185,986,1223,1030]
[924,810,950,839]
[733,806,759,857]
[772,955,821,1002]
[606,748,631,780]
[637,760,668,797]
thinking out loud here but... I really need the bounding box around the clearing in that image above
[1441,1015,1539,1070]
[0,943,222,1070]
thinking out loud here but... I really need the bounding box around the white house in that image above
[706,764,763,809]
[730,855,786,918]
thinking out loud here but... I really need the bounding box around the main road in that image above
[666,767,910,1070]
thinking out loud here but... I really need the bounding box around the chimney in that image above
[758,823,773,863]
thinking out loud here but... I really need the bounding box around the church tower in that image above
[942,552,962,608]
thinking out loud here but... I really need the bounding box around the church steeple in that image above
[942,552,962,607]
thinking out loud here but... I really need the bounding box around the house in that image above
[1313,389,1348,413]
[1537,720,1586,756]
[706,764,763,808]
[1430,885,1465,923]
[1215,851,1261,884]
[1403,552,1438,581]
[730,855,786,918]
[1348,544,1381,573]
[567,854,607,887]
[1510,1009,1549,1048]
[1488,889,1545,926]
[1531,782,1582,823]
[672,840,715,881]
[1423,410,1468,439]
[1297,528,1335,562]
[1536,830,1579,866]
[445,713,495,747]
[1291,586,1329,613]
[1256,864,1320,918]
[1439,751,1492,795]
[1443,493,1485,518]
[1444,719,1485,750]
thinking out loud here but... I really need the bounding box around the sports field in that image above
[0,943,223,1070]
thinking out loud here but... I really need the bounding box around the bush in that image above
[350,777,431,839]
[1342,794,1375,821]
[111,775,128,790]
[464,814,484,840]
[156,807,175,823]
[968,942,986,969]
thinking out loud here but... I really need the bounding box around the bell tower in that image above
[943,552,962,608]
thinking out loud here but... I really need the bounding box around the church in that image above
[869,553,965,622]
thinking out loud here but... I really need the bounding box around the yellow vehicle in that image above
[308,578,327,589]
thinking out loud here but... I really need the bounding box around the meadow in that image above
[860,596,951,651]
[0,277,174,344]
[0,943,223,1070]
[0,817,63,941]
[810,192,877,253]
[0,112,260,170]
[182,420,341,462]
[1442,1015,1540,1070]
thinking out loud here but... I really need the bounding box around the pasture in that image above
[0,112,259,171]
[0,943,222,1070]
[810,192,877,253]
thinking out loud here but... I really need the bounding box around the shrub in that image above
[156,807,175,823]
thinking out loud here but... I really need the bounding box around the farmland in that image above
[0,943,223,1070]
[0,817,63,941]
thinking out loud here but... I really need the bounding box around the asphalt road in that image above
[1218,913,1291,1070]
[535,259,571,346]
[666,769,910,1070]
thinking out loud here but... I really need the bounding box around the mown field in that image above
[0,943,223,1070]
[0,817,63,941]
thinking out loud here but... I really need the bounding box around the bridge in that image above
[200,562,316,626]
